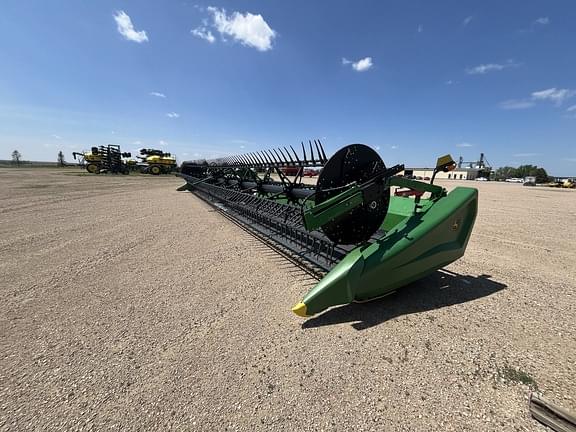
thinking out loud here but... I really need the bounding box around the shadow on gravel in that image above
[302,270,507,331]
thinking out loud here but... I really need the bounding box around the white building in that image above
[399,167,485,180]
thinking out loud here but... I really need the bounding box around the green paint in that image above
[302,185,364,231]
[299,187,478,316]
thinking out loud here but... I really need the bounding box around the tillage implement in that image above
[72,145,131,174]
[178,142,478,318]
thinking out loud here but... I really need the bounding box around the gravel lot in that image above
[1,167,574,431]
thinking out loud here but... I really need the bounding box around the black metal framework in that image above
[179,172,349,276]
[185,140,327,169]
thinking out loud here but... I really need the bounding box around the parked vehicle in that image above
[523,176,536,186]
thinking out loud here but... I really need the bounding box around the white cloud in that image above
[341,58,352,65]
[500,88,575,111]
[445,80,455,85]
[531,88,575,105]
[133,140,142,145]
[166,112,180,118]
[463,16,473,27]
[51,134,62,140]
[499,99,535,110]
[417,24,423,33]
[149,92,166,98]
[204,7,276,51]
[466,60,519,75]
[113,11,148,43]
[534,17,550,25]
[456,142,473,148]
[159,140,168,146]
[390,145,399,150]
[374,145,381,151]
[351,57,373,72]
[191,27,216,43]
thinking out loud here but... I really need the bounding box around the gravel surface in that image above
[1,168,574,431]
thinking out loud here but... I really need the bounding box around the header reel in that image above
[180,142,405,254]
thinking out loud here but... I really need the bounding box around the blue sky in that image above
[0,1,575,174]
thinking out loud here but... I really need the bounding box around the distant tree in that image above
[11,150,22,167]
[494,164,550,183]
[57,150,66,167]
[494,166,516,180]
[534,167,549,183]
[515,164,538,179]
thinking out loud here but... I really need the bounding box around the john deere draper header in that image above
[179,141,478,318]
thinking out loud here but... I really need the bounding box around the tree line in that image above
[9,150,66,167]
[493,165,549,183]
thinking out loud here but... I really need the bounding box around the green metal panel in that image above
[302,185,364,231]
[295,187,478,316]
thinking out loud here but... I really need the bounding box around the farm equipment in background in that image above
[137,149,177,175]
[547,178,575,188]
[72,145,131,174]
[178,140,478,318]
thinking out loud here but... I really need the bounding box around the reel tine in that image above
[317,139,328,163]
[262,150,274,165]
[309,140,315,164]
[246,154,257,165]
[272,148,284,166]
[254,152,266,166]
[265,149,278,166]
[239,155,250,165]
[290,145,301,164]
[284,147,295,164]
[259,151,270,166]
[301,142,307,163]
[278,147,290,165]
[248,153,260,166]
[314,140,324,164]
